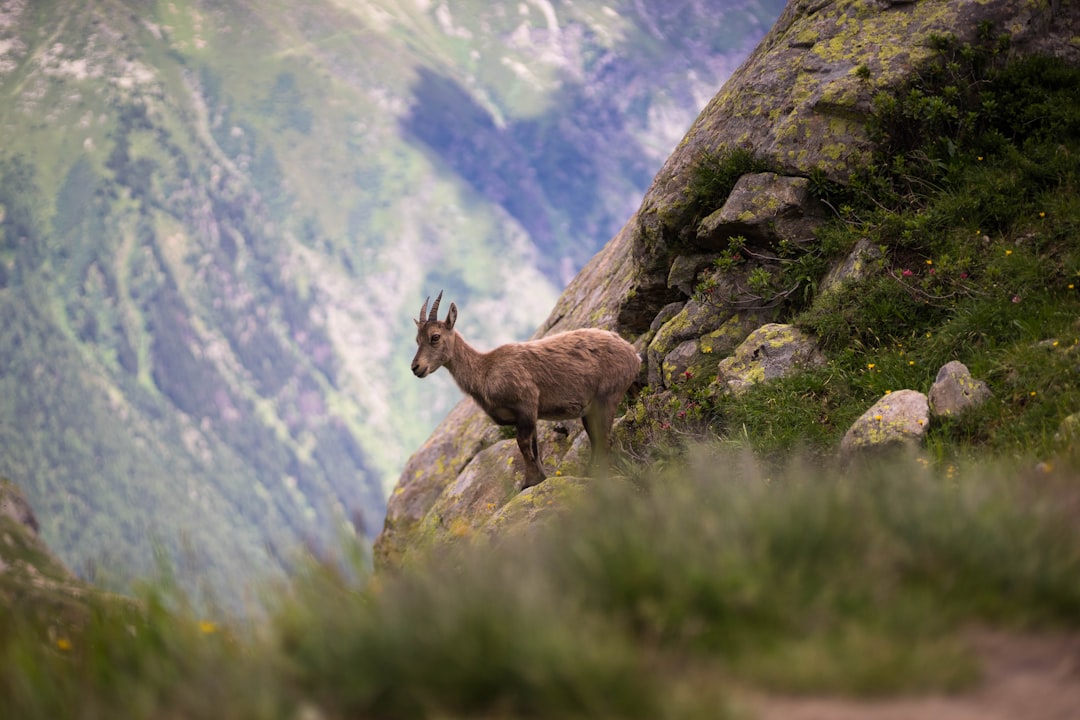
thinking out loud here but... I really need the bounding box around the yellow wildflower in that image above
[56,638,72,651]
[199,621,218,635]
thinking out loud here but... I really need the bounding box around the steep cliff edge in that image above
[0,478,101,631]
[376,0,1080,569]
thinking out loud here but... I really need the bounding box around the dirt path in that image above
[752,632,1080,720]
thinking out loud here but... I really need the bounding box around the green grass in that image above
[701,42,1080,463]
[4,450,1079,718]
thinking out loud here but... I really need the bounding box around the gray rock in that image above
[650,301,687,333]
[697,173,825,249]
[819,238,884,298]
[715,323,826,394]
[840,390,930,457]
[928,361,992,417]
[646,299,738,387]
[1055,412,1080,445]
[659,339,713,388]
[483,476,590,544]
[374,400,503,568]
[668,254,721,296]
[401,440,525,559]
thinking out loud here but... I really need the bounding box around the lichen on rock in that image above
[647,299,739,387]
[928,361,992,418]
[697,172,825,249]
[714,323,827,395]
[819,238,883,298]
[840,389,930,458]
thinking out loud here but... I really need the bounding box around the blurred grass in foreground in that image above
[4,447,1079,719]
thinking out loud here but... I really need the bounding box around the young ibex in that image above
[412,291,641,488]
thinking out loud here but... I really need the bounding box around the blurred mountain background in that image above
[0,0,784,603]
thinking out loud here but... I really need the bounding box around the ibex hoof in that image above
[521,475,546,491]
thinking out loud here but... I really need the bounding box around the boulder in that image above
[819,238,884,297]
[1055,412,1080,445]
[928,361,992,417]
[482,476,590,543]
[668,254,722,296]
[661,339,712,387]
[715,323,826,394]
[697,173,825,249]
[646,299,738,387]
[403,440,526,560]
[374,401,503,568]
[634,301,686,358]
[840,390,930,457]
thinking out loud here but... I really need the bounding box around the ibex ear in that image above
[446,302,457,329]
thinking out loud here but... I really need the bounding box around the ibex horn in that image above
[418,295,430,323]
[428,290,443,322]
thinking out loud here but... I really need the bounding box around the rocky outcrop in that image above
[375,0,1080,569]
[0,478,98,624]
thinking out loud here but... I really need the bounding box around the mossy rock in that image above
[696,173,825,249]
[482,476,591,543]
[840,389,931,458]
[647,299,736,386]
[714,323,826,395]
[819,238,884,298]
[928,361,992,418]
[401,440,526,562]
[668,254,721,296]
[375,401,503,569]
[389,421,593,565]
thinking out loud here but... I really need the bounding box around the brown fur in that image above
[412,292,641,488]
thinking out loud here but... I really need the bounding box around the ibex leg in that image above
[582,400,615,477]
[516,419,546,488]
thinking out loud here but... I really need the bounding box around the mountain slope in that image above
[0,0,785,600]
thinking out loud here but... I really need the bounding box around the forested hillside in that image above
[0,0,784,601]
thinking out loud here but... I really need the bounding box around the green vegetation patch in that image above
[708,31,1080,461]
[5,448,1079,718]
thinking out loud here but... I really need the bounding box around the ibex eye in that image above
[430,334,441,344]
